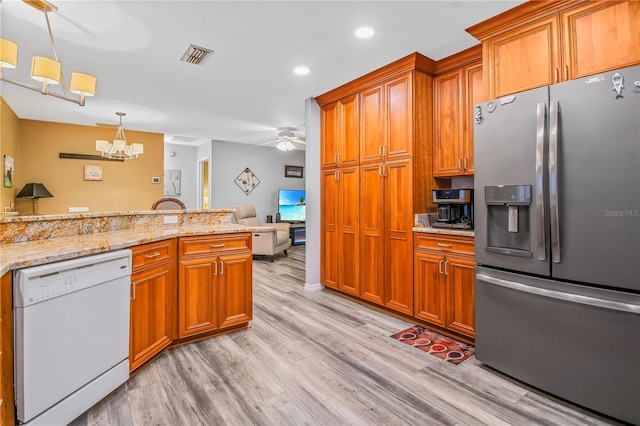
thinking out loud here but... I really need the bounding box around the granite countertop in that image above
[0,223,251,276]
[413,226,475,238]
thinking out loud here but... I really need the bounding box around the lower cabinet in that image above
[130,239,177,372]
[0,272,14,426]
[414,234,476,339]
[178,233,252,339]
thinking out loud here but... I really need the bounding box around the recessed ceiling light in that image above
[294,66,310,75]
[355,27,374,39]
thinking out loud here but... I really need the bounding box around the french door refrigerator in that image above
[473,65,640,425]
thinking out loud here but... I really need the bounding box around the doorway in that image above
[198,159,209,209]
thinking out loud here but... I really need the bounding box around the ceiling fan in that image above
[260,130,306,152]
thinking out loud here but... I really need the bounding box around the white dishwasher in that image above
[14,249,132,425]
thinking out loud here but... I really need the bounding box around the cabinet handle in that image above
[437,243,452,248]
[145,252,160,259]
[554,67,559,83]
[445,261,450,275]
[336,153,341,165]
[379,145,383,157]
[458,158,463,171]
[210,244,225,249]
[439,259,444,274]
[382,145,387,157]
[335,170,341,181]
[463,157,468,170]
[213,261,218,276]
[564,65,569,80]
[131,282,136,301]
[220,261,224,275]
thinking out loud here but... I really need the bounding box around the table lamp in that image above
[15,183,54,215]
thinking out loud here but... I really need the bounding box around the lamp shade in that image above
[16,183,54,199]
[31,56,61,84]
[0,38,18,68]
[70,72,96,96]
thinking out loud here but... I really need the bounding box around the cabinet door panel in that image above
[130,264,175,371]
[486,16,560,98]
[563,1,640,80]
[178,259,218,337]
[385,159,413,315]
[339,94,360,167]
[219,253,252,329]
[360,84,385,163]
[321,170,339,289]
[433,70,464,176]
[447,257,476,338]
[321,102,339,168]
[359,164,385,306]
[463,63,483,175]
[338,167,360,296]
[414,253,447,327]
[386,73,413,159]
[0,272,14,426]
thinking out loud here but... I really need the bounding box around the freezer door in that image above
[474,87,550,276]
[549,65,640,291]
[475,266,640,425]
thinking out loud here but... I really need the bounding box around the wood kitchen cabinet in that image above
[178,233,252,339]
[318,53,441,317]
[433,52,482,177]
[321,94,359,169]
[0,272,14,426]
[321,166,359,296]
[360,159,414,315]
[130,239,177,372]
[468,0,640,99]
[414,234,476,339]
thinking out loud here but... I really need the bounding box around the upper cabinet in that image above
[320,94,359,169]
[432,46,483,177]
[468,0,640,99]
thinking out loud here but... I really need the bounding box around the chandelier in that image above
[0,0,96,106]
[96,113,144,160]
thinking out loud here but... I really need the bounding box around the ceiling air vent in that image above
[180,44,213,65]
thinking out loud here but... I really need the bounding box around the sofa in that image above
[233,204,291,261]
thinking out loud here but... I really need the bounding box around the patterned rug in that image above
[391,325,475,366]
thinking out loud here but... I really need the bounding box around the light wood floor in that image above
[72,246,622,426]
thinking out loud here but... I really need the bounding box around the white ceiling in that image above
[0,0,524,147]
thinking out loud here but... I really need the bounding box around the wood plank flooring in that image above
[71,246,623,426]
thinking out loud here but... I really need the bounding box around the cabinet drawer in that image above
[414,234,474,257]
[131,239,176,273]
[179,233,251,258]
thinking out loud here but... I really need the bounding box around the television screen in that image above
[278,189,306,222]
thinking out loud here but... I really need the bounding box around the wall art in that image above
[234,167,260,195]
[3,155,14,188]
[164,169,181,196]
[84,164,103,181]
[284,165,303,178]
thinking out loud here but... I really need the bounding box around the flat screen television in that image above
[278,189,306,222]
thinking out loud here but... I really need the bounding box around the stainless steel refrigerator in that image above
[473,65,640,425]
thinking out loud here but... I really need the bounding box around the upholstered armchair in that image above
[233,204,291,261]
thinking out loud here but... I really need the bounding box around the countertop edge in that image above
[0,224,252,276]
[413,227,475,237]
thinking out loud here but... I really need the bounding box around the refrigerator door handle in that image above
[476,273,640,314]
[549,99,561,263]
[535,102,547,261]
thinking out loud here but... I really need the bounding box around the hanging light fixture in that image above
[96,112,144,160]
[276,139,296,152]
[0,0,96,106]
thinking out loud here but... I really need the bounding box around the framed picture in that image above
[164,169,181,196]
[84,164,103,181]
[3,155,14,188]
[284,165,303,178]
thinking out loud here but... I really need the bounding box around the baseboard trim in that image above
[304,282,324,292]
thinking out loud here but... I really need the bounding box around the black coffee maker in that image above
[432,188,473,229]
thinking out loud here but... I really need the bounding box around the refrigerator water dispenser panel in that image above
[484,185,532,258]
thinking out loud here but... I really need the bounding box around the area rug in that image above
[391,325,475,366]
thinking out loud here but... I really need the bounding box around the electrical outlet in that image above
[68,207,89,212]
[163,215,178,224]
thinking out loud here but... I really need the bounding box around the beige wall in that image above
[13,119,164,214]
[0,98,20,212]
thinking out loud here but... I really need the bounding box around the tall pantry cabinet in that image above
[318,53,439,316]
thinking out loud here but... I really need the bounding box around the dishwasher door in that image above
[14,250,131,425]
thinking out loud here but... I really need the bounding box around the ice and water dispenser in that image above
[484,185,533,257]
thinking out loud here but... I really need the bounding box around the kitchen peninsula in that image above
[0,209,254,425]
